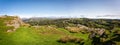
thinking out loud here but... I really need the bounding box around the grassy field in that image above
[1,16,120,45]
[0,16,88,45]
[0,26,88,45]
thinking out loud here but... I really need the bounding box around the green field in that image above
[0,26,88,45]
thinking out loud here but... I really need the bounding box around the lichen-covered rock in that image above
[6,16,26,31]
[0,15,27,32]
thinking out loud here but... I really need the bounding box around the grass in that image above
[58,28,89,40]
[71,33,89,40]
[0,16,89,45]
[0,26,88,45]
[1,16,120,45]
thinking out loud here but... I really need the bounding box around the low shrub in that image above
[57,35,84,43]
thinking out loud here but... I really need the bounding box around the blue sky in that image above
[0,0,120,18]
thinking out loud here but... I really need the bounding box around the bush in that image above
[57,35,84,43]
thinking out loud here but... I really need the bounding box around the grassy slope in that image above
[0,16,87,45]
[0,26,88,45]
[0,16,14,45]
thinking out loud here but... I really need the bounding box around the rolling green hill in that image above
[1,16,120,45]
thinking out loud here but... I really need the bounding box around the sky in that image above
[0,0,120,18]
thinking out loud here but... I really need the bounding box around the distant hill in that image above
[24,17,120,30]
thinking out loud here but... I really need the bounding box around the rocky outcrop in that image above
[65,24,105,37]
[6,17,22,28]
[0,15,26,32]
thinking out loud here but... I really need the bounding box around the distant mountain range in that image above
[95,15,120,19]
[21,15,120,19]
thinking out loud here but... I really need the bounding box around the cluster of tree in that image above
[88,28,120,45]
[23,18,120,30]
